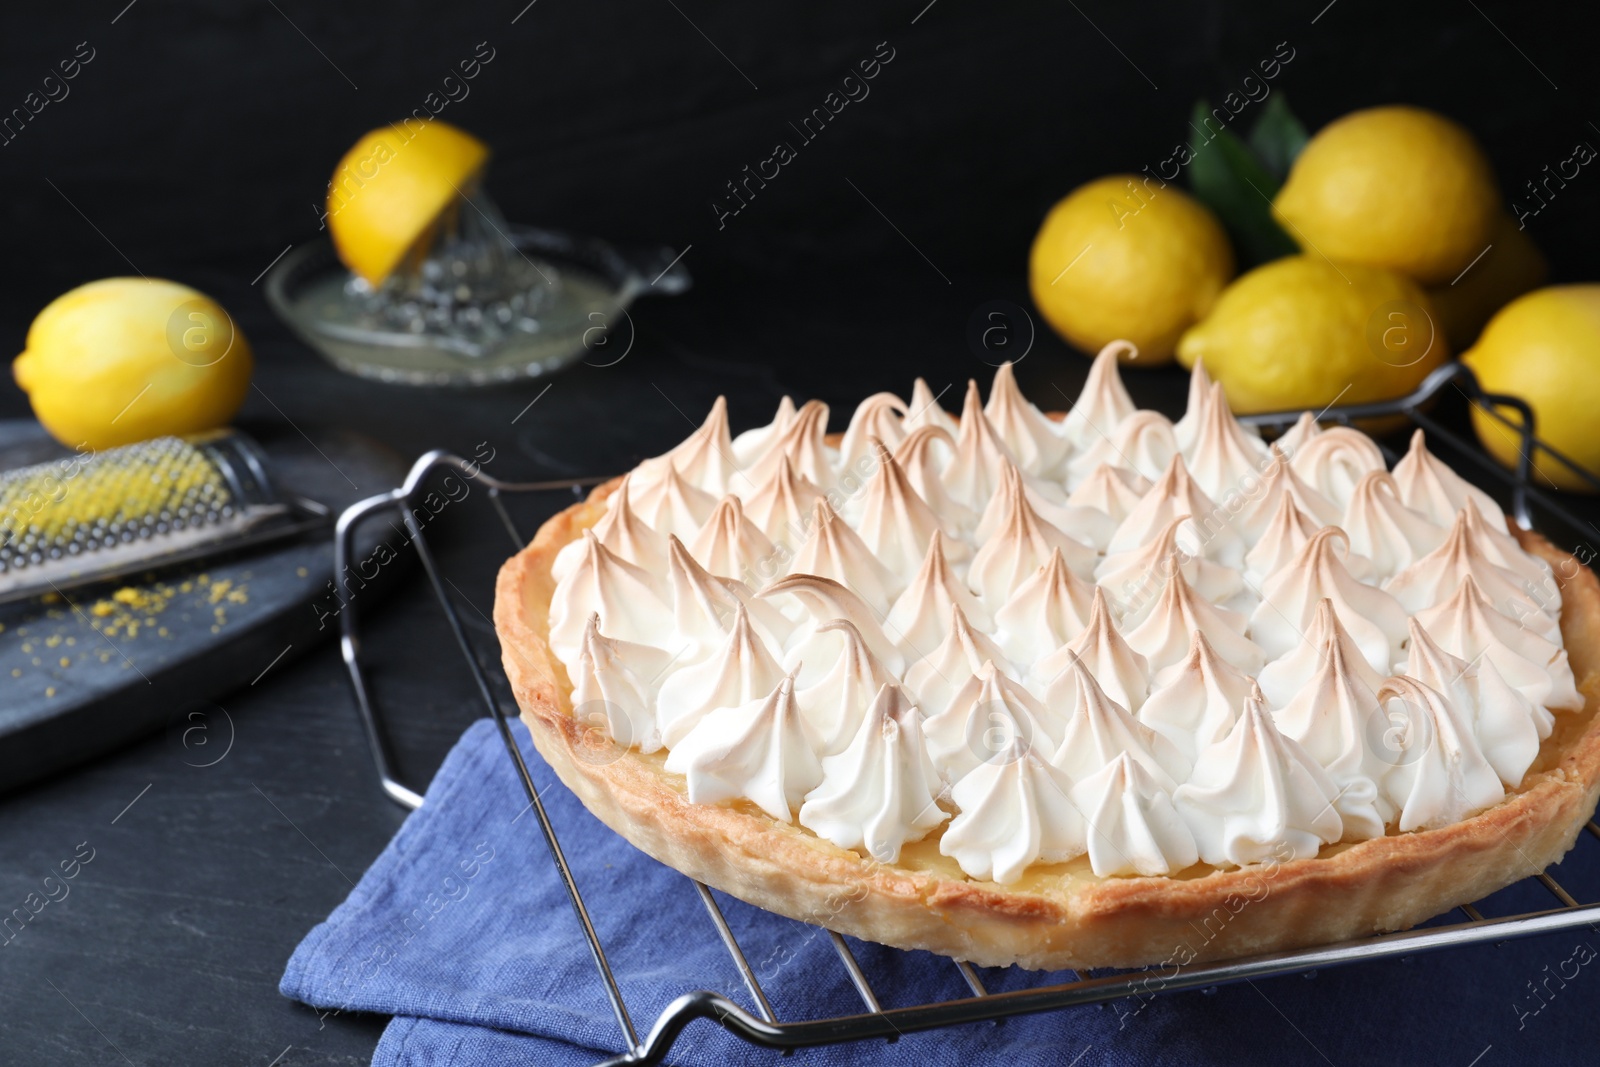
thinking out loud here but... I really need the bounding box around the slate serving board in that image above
[0,418,411,792]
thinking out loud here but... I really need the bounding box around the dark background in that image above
[2,2,1599,1064]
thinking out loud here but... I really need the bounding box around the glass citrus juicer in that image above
[265,122,689,386]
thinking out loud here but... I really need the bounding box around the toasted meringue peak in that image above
[549,531,669,662]
[798,683,948,862]
[1250,527,1408,674]
[1106,453,1244,567]
[1061,341,1137,451]
[666,535,794,662]
[985,361,1069,476]
[887,533,992,660]
[743,399,837,493]
[968,467,1098,609]
[1258,599,1385,708]
[1124,567,1264,678]
[1139,632,1259,762]
[689,495,777,582]
[1340,470,1447,581]
[1098,517,1245,620]
[1172,357,1214,454]
[1242,492,1348,588]
[1288,426,1386,511]
[1460,498,1553,591]
[572,614,675,754]
[664,672,823,823]
[1414,575,1583,711]
[742,453,828,551]
[787,499,897,613]
[730,395,797,465]
[760,573,906,677]
[904,377,960,437]
[1385,509,1554,631]
[994,547,1097,666]
[793,619,899,754]
[1034,587,1152,713]
[838,392,909,470]
[1066,463,1150,526]
[1393,429,1511,531]
[554,475,667,584]
[939,734,1086,885]
[976,458,1112,550]
[945,380,1026,511]
[1173,696,1345,866]
[893,424,979,534]
[1273,411,1321,458]
[1374,676,1505,833]
[904,605,1012,717]
[1266,631,1388,841]
[926,661,1062,783]
[631,462,718,542]
[1048,653,1189,790]
[1403,618,1547,786]
[1070,754,1200,877]
[1183,381,1272,499]
[658,604,786,748]
[1235,446,1341,544]
[858,440,959,586]
[1066,410,1180,489]
[637,395,739,497]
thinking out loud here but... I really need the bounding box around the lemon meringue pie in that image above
[496,343,1600,970]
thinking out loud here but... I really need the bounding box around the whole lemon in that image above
[1176,254,1449,413]
[1029,175,1233,365]
[1463,285,1600,492]
[13,278,252,451]
[1427,214,1548,350]
[1273,106,1499,286]
[327,120,490,286]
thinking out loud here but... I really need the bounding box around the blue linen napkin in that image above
[283,719,1600,1066]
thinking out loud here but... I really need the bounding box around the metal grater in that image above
[0,430,325,605]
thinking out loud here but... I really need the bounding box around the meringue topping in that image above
[975,459,1112,551]
[1340,470,1447,581]
[1106,454,1245,567]
[904,377,960,437]
[1288,426,1386,511]
[967,464,1098,607]
[1392,429,1511,531]
[1272,410,1321,458]
[925,661,1062,783]
[548,531,669,663]
[657,604,786,748]
[1060,341,1137,452]
[1233,445,1341,544]
[1139,631,1260,762]
[1048,653,1189,790]
[1414,575,1583,711]
[939,735,1085,885]
[1249,527,1408,674]
[744,399,838,493]
[1034,588,1151,713]
[886,533,992,660]
[1384,509,1555,632]
[793,620,898,753]
[1173,696,1345,866]
[636,395,739,497]
[730,395,797,466]
[1097,517,1244,619]
[740,453,827,548]
[985,362,1069,476]
[857,440,958,587]
[689,495,777,582]
[838,392,908,470]
[1171,357,1214,454]
[903,605,1012,718]
[993,547,1097,666]
[1257,599,1385,708]
[1070,754,1199,877]
[1065,410,1179,488]
[1065,464,1149,526]
[1242,492,1344,588]
[553,475,666,584]
[893,424,978,534]
[664,672,823,823]
[944,380,1025,511]
[630,462,717,542]
[572,614,675,754]
[761,573,907,678]
[787,499,898,613]
[1183,382,1272,501]
[1123,566,1264,678]
[1373,676,1504,832]
[666,536,793,663]
[798,683,948,862]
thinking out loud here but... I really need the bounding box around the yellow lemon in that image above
[1176,254,1448,413]
[1029,175,1233,365]
[1463,285,1600,492]
[1427,214,1548,350]
[13,278,252,451]
[326,120,490,286]
[1273,106,1499,286]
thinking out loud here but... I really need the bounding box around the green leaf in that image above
[1248,94,1310,183]
[1185,99,1299,268]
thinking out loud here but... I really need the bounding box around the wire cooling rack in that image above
[332,361,1600,1065]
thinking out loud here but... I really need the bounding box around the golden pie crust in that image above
[493,475,1600,971]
